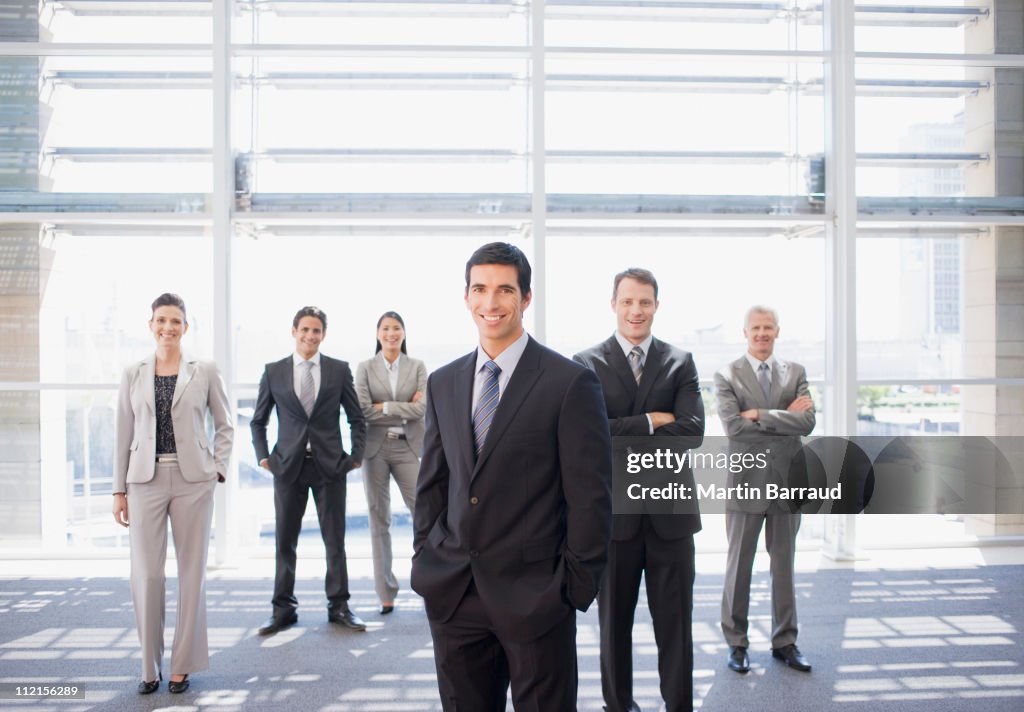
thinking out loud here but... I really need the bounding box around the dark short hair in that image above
[293,306,327,330]
[151,293,187,323]
[465,242,532,297]
[613,268,659,300]
[375,311,408,355]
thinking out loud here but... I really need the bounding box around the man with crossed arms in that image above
[714,305,815,674]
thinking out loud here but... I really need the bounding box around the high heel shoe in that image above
[168,674,189,694]
[137,672,161,694]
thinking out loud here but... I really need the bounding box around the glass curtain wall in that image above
[0,0,1020,554]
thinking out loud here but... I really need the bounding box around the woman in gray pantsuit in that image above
[355,311,427,614]
[112,293,233,695]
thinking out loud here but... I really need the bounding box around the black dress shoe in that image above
[772,644,812,672]
[328,607,367,631]
[168,675,189,694]
[137,673,161,695]
[379,604,394,615]
[258,612,298,636]
[727,646,750,673]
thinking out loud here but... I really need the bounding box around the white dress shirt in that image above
[292,350,322,401]
[293,351,321,451]
[745,352,778,383]
[379,351,406,435]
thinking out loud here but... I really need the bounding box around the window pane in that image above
[43,232,214,383]
[857,234,972,380]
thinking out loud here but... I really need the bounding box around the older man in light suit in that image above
[714,305,815,674]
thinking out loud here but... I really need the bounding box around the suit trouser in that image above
[429,580,578,712]
[721,510,801,649]
[272,458,350,616]
[127,462,216,681]
[361,436,418,604]
[600,519,695,712]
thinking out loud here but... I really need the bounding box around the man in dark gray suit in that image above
[251,306,367,634]
[714,306,815,673]
[412,243,612,711]
[574,268,704,712]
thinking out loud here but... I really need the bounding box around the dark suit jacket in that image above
[574,335,704,540]
[411,336,613,643]
[251,354,367,484]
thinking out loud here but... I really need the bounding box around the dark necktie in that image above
[472,361,501,455]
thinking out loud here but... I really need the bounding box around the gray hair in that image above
[745,305,779,328]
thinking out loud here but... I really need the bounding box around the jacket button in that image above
[470,550,479,558]
[470,496,479,505]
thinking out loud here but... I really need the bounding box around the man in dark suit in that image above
[251,306,368,634]
[574,268,705,712]
[715,306,815,674]
[412,242,613,711]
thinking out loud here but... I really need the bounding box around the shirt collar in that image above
[475,329,530,376]
[614,331,654,361]
[294,351,322,367]
[379,351,401,371]
[745,351,776,373]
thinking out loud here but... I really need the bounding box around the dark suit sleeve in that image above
[251,365,274,462]
[340,363,367,462]
[572,352,656,436]
[413,371,448,553]
[558,367,613,612]
[653,352,705,447]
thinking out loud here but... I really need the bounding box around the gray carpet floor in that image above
[0,565,1022,711]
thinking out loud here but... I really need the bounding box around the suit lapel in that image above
[634,338,665,414]
[141,355,156,415]
[171,356,196,408]
[311,356,332,416]
[454,352,477,476]
[771,359,790,408]
[278,357,306,418]
[472,338,543,480]
[394,355,414,398]
[736,357,769,409]
[603,336,639,400]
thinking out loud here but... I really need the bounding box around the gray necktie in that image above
[300,360,316,417]
[473,361,501,455]
[757,362,771,401]
[628,346,643,384]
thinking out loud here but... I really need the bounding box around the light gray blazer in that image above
[355,354,428,460]
[114,353,234,494]
[714,355,815,513]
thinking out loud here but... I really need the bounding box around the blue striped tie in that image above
[472,360,501,455]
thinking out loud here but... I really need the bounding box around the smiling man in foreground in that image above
[411,242,613,711]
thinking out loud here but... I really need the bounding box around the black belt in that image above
[386,432,406,440]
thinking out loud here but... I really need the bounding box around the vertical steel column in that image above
[212,0,235,566]
[823,0,858,559]
[530,0,547,342]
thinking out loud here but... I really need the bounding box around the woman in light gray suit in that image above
[111,293,233,695]
[355,311,427,614]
